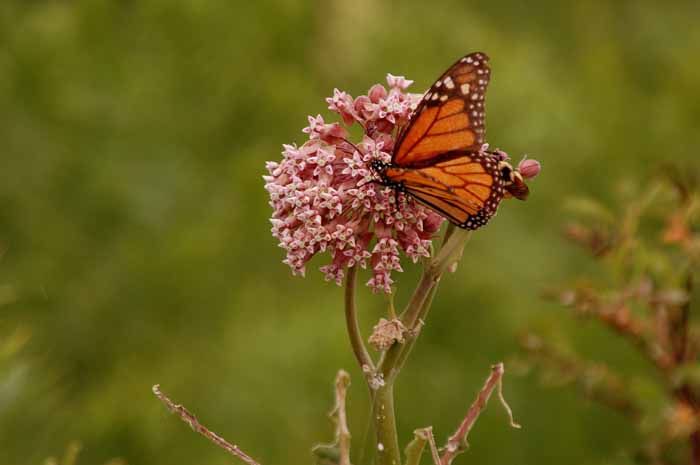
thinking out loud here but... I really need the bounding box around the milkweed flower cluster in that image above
[264,74,445,293]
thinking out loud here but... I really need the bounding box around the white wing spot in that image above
[439,94,448,102]
[435,80,442,88]
[443,76,455,89]
[431,93,439,101]
[460,83,470,95]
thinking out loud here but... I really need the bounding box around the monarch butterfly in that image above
[372,52,529,230]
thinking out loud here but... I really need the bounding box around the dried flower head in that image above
[368,318,407,351]
[264,75,445,293]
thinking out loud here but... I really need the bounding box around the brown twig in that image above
[424,427,441,465]
[440,363,520,465]
[152,385,262,465]
[334,370,352,465]
[312,371,355,465]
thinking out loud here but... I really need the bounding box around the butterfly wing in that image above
[385,151,504,229]
[393,52,491,167]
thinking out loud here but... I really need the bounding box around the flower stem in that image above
[345,266,375,373]
[381,229,472,381]
[393,281,440,376]
[379,269,437,383]
[370,227,473,465]
[374,383,401,465]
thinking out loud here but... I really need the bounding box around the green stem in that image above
[430,229,472,277]
[345,266,375,372]
[381,229,472,381]
[374,383,401,465]
[393,281,440,376]
[379,269,436,381]
[370,227,472,465]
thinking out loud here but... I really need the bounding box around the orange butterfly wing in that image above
[383,52,503,230]
[393,52,491,167]
[385,151,505,229]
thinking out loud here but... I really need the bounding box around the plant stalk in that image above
[380,229,472,381]
[374,383,401,465]
[371,228,472,465]
[345,266,375,372]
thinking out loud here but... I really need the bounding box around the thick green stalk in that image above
[379,268,437,382]
[392,281,440,376]
[374,383,401,465]
[370,228,472,465]
[380,229,472,381]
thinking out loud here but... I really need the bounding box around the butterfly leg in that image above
[365,178,405,218]
[341,137,361,154]
[394,188,401,215]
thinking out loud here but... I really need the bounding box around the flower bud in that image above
[518,158,541,179]
[368,84,388,103]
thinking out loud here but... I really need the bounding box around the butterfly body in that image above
[374,52,528,230]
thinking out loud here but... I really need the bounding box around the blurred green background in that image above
[1,1,699,464]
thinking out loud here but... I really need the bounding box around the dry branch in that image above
[440,363,520,465]
[152,384,262,465]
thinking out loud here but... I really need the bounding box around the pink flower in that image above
[264,74,444,293]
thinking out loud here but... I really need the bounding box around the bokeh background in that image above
[1,1,699,464]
